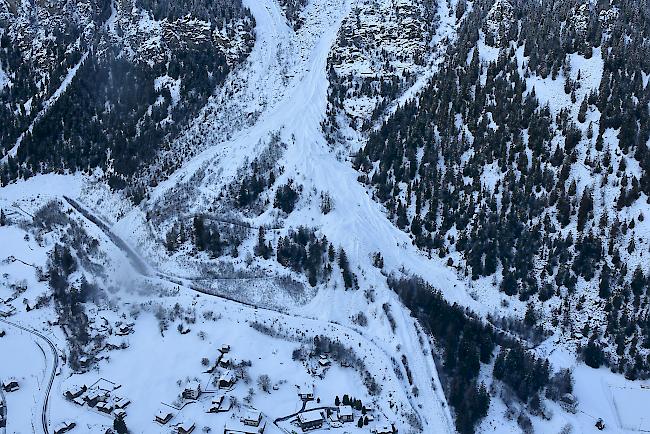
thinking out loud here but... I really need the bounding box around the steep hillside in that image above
[356,0,650,381]
[0,0,255,198]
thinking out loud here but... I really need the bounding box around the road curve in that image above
[0,318,58,434]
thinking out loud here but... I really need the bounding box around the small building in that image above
[296,383,314,400]
[0,328,5,337]
[219,371,236,389]
[114,409,127,419]
[115,397,131,409]
[116,324,134,336]
[297,410,324,431]
[241,409,262,427]
[24,298,38,312]
[209,394,232,413]
[220,344,231,353]
[64,385,87,400]
[223,420,266,434]
[2,378,19,392]
[155,409,174,424]
[53,421,76,434]
[176,421,196,434]
[318,355,331,367]
[338,405,354,422]
[0,305,15,317]
[220,355,232,368]
[84,390,106,407]
[183,381,202,400]
[96,402,114,414]
[372,426,395,434]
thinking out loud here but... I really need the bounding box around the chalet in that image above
[84,390,106,407]
[116,324,134,336]
[318,355,331,367]
[372,426,395,434]
[296,383,314,400]
[53,421,76,434]
[338,405,354,422]
[63,385,87,400]
[72,397,85,406]
[220,355,232,368]
[114,409,127,420]
[183,381,202,400]
[220,344,231,353]
[219,371,236,389]
[209,394,232,413]
[241,409,262,427]
[24,297,38,312]
[223,420,266,434]
[297,410,324,431]
[155,410,174,424]
[115,397,131,409]
[96,402,113,414]
[2,379,19,392]
[0,305,15,317]
[176,421,196,434]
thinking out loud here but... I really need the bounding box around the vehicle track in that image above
[0,318,58,434]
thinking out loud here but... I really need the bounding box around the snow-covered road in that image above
[0,318,59,434]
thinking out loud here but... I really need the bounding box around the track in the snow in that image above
[0,318,59,434]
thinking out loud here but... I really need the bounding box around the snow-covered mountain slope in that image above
[2,0,650,434]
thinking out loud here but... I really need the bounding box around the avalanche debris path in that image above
[60,0,464,431]
[137,0,460,431]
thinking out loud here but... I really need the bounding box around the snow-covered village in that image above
[2,0,650,433]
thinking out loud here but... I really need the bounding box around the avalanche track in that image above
[61,0,472,431]
[123,0,462,432]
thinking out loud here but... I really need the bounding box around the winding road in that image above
[0,318,58,434]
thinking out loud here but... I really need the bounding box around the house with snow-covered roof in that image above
[183,381,202,400]
[296,382,314,400]
[2,378,19,392]
[297,410,324,431]
[338,405,354,422]
[176,421,196,434]
[219,370,236,389]
[155,409,174,424]
[240,409,262,427]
